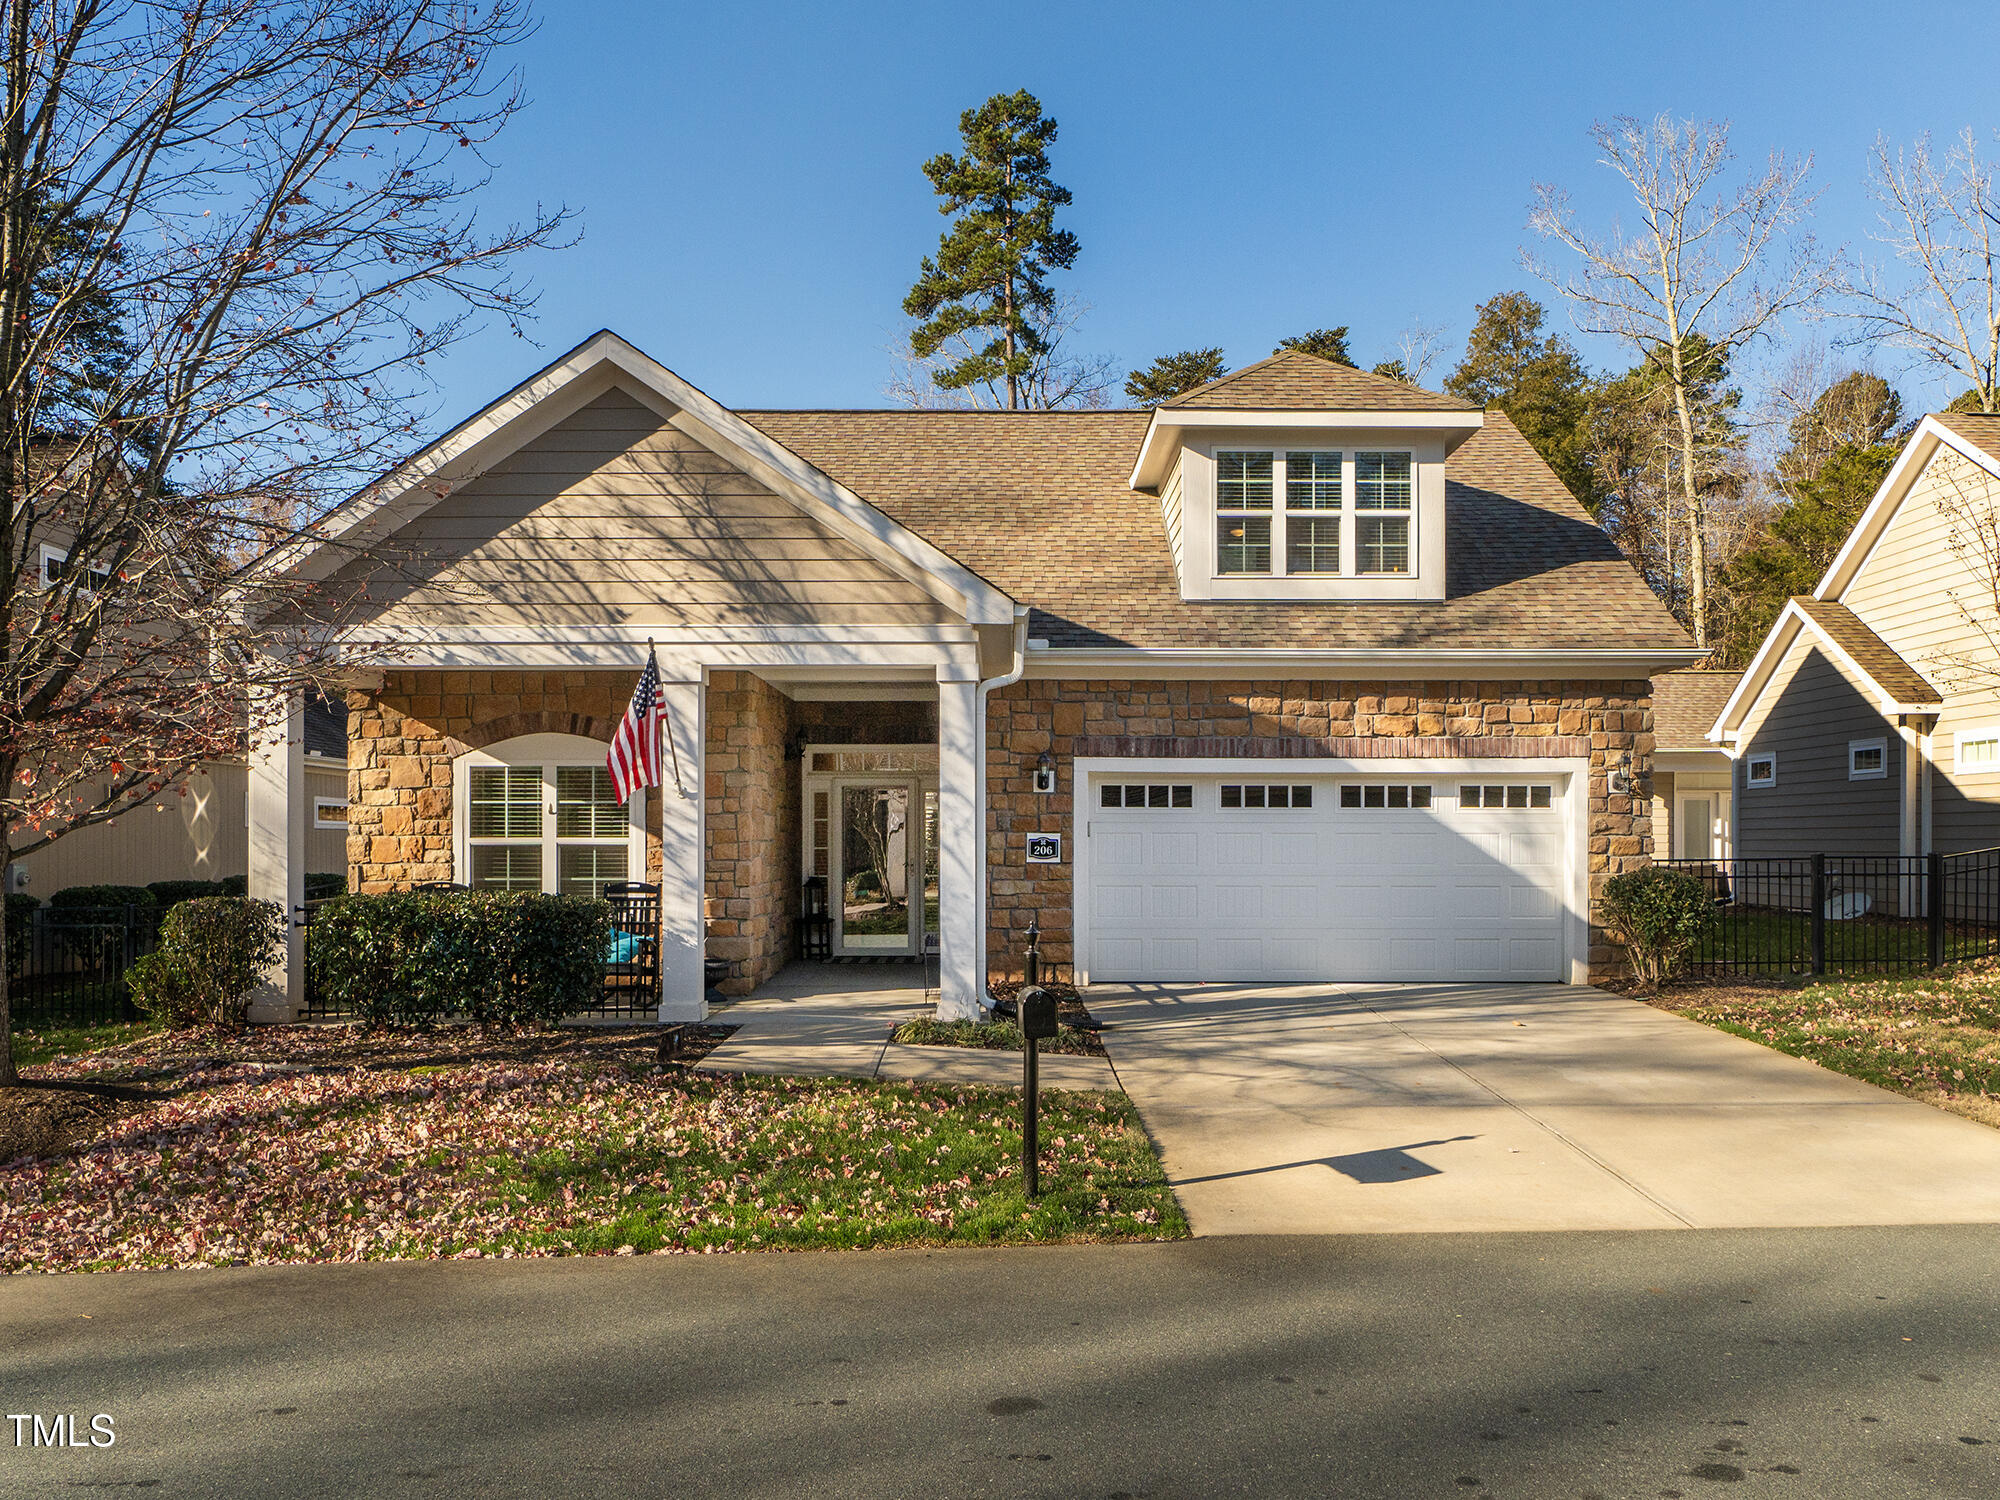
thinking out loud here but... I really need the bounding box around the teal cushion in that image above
[606,931,645,965]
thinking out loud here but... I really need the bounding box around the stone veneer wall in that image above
[983,679,1652,985]
[346,670,663,893]
[347,670,933,997]
[704,671,795,993]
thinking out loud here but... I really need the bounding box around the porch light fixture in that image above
[1607,751,1634,797]
[1033,751,1057,795]
[785,731,807,762]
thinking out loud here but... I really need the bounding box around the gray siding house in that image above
[1712,413,2000,864]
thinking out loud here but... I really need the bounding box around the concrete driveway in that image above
[1092,981,2000,1235]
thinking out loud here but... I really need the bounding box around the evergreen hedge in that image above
[306,890,611,1028]
[126,897,286,1026]
[1600,867,1714,989]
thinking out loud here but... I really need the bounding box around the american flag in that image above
[607,647,665,804]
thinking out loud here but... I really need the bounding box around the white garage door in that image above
[1083,772,1569,983]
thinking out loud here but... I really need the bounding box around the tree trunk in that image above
[0,0,27,1087]
[1672,380,1709,648]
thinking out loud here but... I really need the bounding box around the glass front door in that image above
[835,781,918,955]
[1681,797,1714,861]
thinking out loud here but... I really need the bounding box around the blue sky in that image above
[434,0,2000,423]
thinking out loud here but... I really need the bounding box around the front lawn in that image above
[1650,959,2000,1128]
[1,1025,1185,1273]
[1693,907,1992,974]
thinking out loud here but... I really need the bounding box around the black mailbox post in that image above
[1018,984,1057,1197]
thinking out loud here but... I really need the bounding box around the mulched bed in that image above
[0,1082,157,1164]
[980,980,1106,1055]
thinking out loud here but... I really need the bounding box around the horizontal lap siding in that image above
[1838,448,2000,854]
[1736,637,1901,857]
[341,387,955,632]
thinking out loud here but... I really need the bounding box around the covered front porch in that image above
[246,656,997,1026]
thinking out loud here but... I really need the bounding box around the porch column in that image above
[657,673,708,1023]
[245,685,305,1023]
[936,668,983,1020]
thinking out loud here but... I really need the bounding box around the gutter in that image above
[973,607,1031,1011]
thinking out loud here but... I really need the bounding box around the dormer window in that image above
[1210,449,1412,579]
[1355,452,1412,574]
[1215,450,1272,573]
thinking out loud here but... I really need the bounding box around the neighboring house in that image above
[1711,413,2000,866]
[9,693,348,896]
[241,332,1698,1022]
[1650,669,1740,863]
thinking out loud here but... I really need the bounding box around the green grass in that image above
[7,1018,158,1068]
[893,1016,1100,1056]
[1664,960,2000,1128]
[1695,907,1990,973]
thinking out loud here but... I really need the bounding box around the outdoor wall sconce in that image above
[1607,750,1634,797]
[785,731,807,762]
[1033,751,1057,794]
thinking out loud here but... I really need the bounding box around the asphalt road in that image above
[4,1228,1999,1498]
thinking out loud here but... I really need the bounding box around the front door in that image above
[834,780,921,956]
[1680,797,1714,861]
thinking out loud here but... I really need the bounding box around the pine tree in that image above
[1125,348,1228,406]
[1446,292,1600,509]
[1274,327,1354,366]
[903,90,1080,410]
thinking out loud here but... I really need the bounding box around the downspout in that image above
[973,606,1031,1010]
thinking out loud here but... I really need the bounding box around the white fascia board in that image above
[1129,407,1484,489]
[1817,417,2000,602]
[338,622,978,646]
[1707,600,1936,743]
[245,330,1017,628]
[1025,646,1702,680]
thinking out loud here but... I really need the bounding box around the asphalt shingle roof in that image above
[1936,410,2000,468]
[740,407,1692,654]
[1160,349,1479,412]
[1652,669,1740,750]
[1792,597,1941,705]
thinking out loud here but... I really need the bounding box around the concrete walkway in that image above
[1091,980,2000,1236]
[698,960,1118,1090]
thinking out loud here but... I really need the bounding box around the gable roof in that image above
[745,407,1693,656]
[247,330,1016,628]
[1815,412,2000,603]
[1709,595,1941,742]
[1652,669,1741,751]
[1161,350,1478,413]
[1934,410,2000,467]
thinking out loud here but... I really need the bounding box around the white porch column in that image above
[245,685,306,1023]
[657,674,708,1023]
[936,668,983,1020]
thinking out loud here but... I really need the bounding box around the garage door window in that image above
[1337,784,1432,809]
[1220,784,1313,809]
[1101,783,1194,809]
[1461,784,1553,809]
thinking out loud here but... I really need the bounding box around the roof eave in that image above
[1129,407,1487,490]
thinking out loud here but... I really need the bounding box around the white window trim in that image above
[1953,724,2000,775]
[1746,752,1778,789]
[451,732,645,893]
[38,542,110,594]
[1848,737,1889,781]
[312,795,349,829]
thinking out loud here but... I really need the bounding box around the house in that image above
[240,332,1699,1022]
[1710,412,2000,865]
[8,693,349,896]
[9,479,349,896]
[1650,668,1739,864]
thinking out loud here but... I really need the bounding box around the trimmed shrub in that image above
[147,879,225,909]
[306,891,610,1029]
[1600,867,1714,989]
[49,884,156,911]
[5,891,40,981]
[126,897,286,1027]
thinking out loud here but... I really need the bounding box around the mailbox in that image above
[1018,986,1059,1041]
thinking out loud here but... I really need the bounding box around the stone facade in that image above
[704,671,794,993]
[345,669,935,996]
[983,678,1653,985]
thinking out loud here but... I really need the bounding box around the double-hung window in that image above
[1355,452,1413,573]
[1284,450,1342,574]
[465,752,636,897]
[1215,451,1274,574]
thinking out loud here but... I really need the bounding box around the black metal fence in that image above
[1658,849,2000,978]
[300,892,665,1021]
[8,904,161,1029]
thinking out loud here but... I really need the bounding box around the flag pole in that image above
[650,639,693,800]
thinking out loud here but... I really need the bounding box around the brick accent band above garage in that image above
[1070,735,1593,760]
